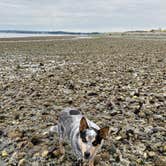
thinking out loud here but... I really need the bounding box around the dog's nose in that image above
[84,152,90,159]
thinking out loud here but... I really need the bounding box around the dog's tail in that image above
[49,125,58,135]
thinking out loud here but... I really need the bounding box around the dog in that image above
[50,108,109,166]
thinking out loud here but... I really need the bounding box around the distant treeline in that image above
[0,30,100,35]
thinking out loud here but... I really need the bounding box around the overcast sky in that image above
[0,0,165,32]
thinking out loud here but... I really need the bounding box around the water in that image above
[0,33,69,38]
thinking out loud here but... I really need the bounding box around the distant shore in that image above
[1,31,166,41]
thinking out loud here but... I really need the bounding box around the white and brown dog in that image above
[50,108,109,166]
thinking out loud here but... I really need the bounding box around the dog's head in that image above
[79,117,109,160]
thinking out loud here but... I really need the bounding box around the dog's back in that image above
[58,108,100,141]
[58,108,83,141]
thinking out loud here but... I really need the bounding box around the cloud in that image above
[0,0,166,31]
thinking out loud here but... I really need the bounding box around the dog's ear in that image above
[79,117,89,132]
[99,127,109,139]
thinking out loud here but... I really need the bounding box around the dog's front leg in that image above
[58,139,65,163]
[58,123,65,155]
[58,128,65,162]
[59,138,65,155]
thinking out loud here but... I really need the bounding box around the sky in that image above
[0,0,165,32]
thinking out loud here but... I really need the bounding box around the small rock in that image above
[155,156,166,166]
[52,149,62,158]
[39,62,44,67]
[67,98,73,104]
[129,162,137,166]
[1,150,8,157]
[126,127,134,138]
[163,145,166,152]
[18,159,28,166]
[137,143,146,154]
[89,82,96,87]
[106,101,114,110]
[95,103,105,111]
[153,114,164,121]
[109,144,117,155]
[14,113,20,120]
[130,89,139,97]
[114,153,120,162]
[33,153,40,157]
[0,130,4,136]
[26,141,34,149]
[151,142,162,152]
[137,158,144,165]
[109,109,119,116]
[99,161,110,166]
[17,141,27,149]
[0,115,6,120]
[11,151,26,160]
[115,136,122,141]
[148,151,156,157]
[143,152,148,159]
[42,150,49,157]
[47,73,54,77]
[63,89,72,95]
[134,102,143,114]
[8,129,23,139]
[144,126,154,134]
[30,135,41,145]
[87,91,98,96]
[66,80,75,90]
[100,152,110,161]
[43,102,51,107]
[94,155,100,165]
[139,111,146,118]
[132,95,138,99]
[52,105,63,112]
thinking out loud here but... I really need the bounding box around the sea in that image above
[0,33,69,38]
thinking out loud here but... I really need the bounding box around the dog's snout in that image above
[84,151,90,159]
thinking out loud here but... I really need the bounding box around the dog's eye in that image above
[82,138,87,143]
[92,141,98,146]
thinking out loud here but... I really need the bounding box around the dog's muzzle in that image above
[84,151,90,159]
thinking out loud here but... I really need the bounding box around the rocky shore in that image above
[0,36,166,165]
